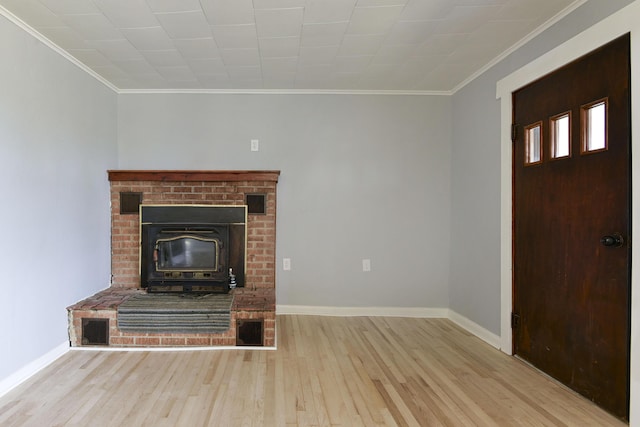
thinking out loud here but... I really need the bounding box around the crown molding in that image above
[451,0,588,94]
[116,88,451,96]
[0,6,119,93]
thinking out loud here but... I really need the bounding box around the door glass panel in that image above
[582,100,607,152]
[551,113,570,159]
[525,122,542,164]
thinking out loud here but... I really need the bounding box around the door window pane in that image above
[551,113,570,158]
[525,122,542,164]
[582,99,607,152]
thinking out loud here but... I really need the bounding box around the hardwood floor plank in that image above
[0,316,626,426]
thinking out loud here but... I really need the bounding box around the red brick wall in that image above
[108,173,277,290]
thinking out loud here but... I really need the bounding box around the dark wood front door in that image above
[513,34,631,419]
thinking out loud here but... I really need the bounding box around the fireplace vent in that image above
[246,193,267,215]
[81,318,109,345]
[237,319,263,346]
[120,192,142,214]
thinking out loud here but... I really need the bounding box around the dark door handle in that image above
[601,234,624,247]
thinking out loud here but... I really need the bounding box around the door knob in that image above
[600,233,624,247]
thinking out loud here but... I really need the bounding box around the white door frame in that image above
[496,1,640,423]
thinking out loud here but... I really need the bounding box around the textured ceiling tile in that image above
[212,24,259,49]
[259,36,300,58]
[120,26,174,50]
[172,38,220,59]
[139,49,184,66]
[221,48,261,67]
[253,0,306,8]
[112,58,157,75]
[87,39,143,61]
[494,0,574,20]
[200,0,254,25]
[417,63,472,90]
[226,65,262,79]
[356,0,407,6]
[156,65,196,81]
[35,26,88,49]
[145,0,202,13]
[154,10,212,39]
[298,45,340,65]
[301,22,349,47]
[263,73,297,88]
[129,73,169,88]
[362,62,396,76]
[455,0,508,6]
[92,64,130,80]
[0,0,65,27]
[414,33,469,56]
[303,0,357,23]
[347,5,404,35]
[297,63,333,79]
[187,57,226,74]
[386,20,437,45]
[261,57,298,73]
[254,7,304,38]
[334,55,373,72]
[436,5,503,34]
[67,48,111,66]
[60,13,123,40]
[93,0,158,29]
[197,74,232,88]
[400,0,454,21]
[38,0,100,15]
[372,44,417,64]
[338,34,385,56]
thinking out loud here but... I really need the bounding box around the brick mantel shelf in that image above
[107,170,280,183]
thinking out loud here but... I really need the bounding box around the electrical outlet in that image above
[362,259,371,272]
[251,139,259,151]
[283,258,291,271]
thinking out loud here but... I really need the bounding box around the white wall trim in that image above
[0,342,69,399]
[496,1,639,424]
[277,304,448,318]
[447,310,502,350]
[117,89,450,96]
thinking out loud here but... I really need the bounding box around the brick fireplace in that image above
[67,170,278,347]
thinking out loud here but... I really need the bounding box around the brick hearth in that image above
[67,287,275,347]
[67,170,279,347]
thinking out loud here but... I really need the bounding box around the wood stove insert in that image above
[140,205,246,293]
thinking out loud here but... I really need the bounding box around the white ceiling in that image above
[0,0,581,93]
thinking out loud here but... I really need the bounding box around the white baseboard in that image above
[277,304,449,318]
[0,342,69,398]
[447,310,502,349]
[276,305,501,349]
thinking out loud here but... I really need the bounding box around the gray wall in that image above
[449,0,636,334]
[0,16,117,382]
[117,94,452,308]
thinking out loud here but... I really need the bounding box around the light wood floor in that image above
[0,316,626,426]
